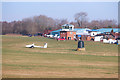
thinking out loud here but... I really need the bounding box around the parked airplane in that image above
[26,43,47,48]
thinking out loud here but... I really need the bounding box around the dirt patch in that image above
[2,69,118,78]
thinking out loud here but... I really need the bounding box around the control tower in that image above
[61,24,74,31]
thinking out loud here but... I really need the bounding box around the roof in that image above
[73,28,90,35]
[51,28,120,35]
[62,24,74,27]
[97,28,119,33]
[51,28,90,33]
[75,28,90,35]
[86,29,99,32]
[60,31,76,32]
[73,28,90,31]
[51,29,62,33]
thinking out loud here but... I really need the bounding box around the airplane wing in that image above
[26,43,34,48]
[26,43,47,48]
[34,45,42,48]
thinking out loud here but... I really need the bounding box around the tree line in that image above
[1,12,119,35]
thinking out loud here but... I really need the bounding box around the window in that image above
[74,35,76,38]
[70,27,72,30]
[68,37,71,40]
[65,26,69,29]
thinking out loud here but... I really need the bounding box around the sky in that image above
[2,2,118,22]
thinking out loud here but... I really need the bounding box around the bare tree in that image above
[59,19,68,25]
[2,13,118,35]
[89,19,117,29]
[74,12,88,27]
[54,19,68,29]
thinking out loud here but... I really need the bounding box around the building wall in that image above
[60,31,67,39]
[81,35,89,41]
[60,31,76,40]
[76,35,90,41]
[67,31,76,40]
[87,36,94,41]
[90,32,97,36]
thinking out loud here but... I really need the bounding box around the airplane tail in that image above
[43,43,47,48]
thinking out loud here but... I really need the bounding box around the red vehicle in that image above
[57,38,65,41]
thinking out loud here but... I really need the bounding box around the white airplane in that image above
[26,43,47,48]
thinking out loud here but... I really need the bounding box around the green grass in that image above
[2,35,118,78]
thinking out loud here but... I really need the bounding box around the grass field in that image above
[2,35,119,78]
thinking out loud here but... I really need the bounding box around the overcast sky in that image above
[2,2,118,22]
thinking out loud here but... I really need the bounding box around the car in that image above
[34,33,43,36]
[28,34,32,37]
[46,35,53,38]
[57,38,65,41]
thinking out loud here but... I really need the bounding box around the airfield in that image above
[2,35,118,78]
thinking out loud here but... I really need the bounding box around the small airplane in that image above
[26,43,47,48]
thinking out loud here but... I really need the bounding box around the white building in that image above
[61,24,74,31]
[90,32,98,37]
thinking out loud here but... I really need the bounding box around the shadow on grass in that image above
[70,49,86,52]
[71,49,77,51]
